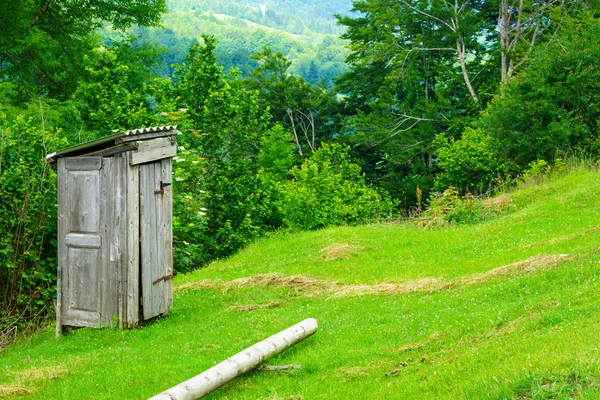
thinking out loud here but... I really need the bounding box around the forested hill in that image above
[167,0,353,34]
[133,0,353,82]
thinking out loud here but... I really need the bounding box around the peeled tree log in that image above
[149,318,318,400]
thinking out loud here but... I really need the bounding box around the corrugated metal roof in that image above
[46,126,180,163]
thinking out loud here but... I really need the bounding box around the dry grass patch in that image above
[0,385,32,396]
[338,366,370,377]
[483,194,512,212]
[397,332,440,352]
[331,278,446,298]
[464,254,575,285]
[1,364,70,397]
[320,243,364,261]
[175,254,574,299]
[523,226,600,249]
[229,301,283,312]
[10,364,69,382]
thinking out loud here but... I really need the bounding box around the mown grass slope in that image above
[1,168,600,399]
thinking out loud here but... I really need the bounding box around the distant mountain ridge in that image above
[135,0,353,84]
[167,0,353,35]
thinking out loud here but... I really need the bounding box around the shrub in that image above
[434,128,511,194]
[279,143,397,231]
[0,110,66,331]
[419,187,490,229]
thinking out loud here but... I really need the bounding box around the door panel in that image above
[58,157,107,327]
[140,159,173,319]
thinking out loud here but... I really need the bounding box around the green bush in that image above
[0,109,66,330]
[434,128,511,194]
[279,143,397,231]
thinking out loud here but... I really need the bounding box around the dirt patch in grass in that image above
[175,254,575,298]
[229,301,283,312]
[320,243,364,261]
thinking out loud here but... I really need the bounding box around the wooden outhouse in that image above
[47,126,181,334]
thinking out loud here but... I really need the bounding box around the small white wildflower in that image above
[175,177,184,181]
[198,211,206,216]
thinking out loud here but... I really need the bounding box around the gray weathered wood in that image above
[137,137,176,152]
[116,130,180,145]
[65,233,101,248]
[111,155,128,329]
[140,163,156,318]
[161,158,173,312]
[60,157,105,328]
[56,159,67,338]
[80,143,139,158]
[125,161,140,327]
[129,144,177,166]
[65,157,102,171]
[53,129,178,332]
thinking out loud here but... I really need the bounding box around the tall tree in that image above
[245,47,340,156]
[0,0,166,98]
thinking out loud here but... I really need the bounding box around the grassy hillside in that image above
[1,167,600,399]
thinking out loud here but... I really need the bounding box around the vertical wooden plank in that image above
[153,161,163,315]
[56,159,67,338]
[113,155,128,329]
[161,158,173,313]
[140,162,158,319]
[126,161,140,327]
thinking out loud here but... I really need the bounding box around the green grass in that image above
[2,167,600,399]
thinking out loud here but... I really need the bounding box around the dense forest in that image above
[1,0,600,339]
[132,0,351,82]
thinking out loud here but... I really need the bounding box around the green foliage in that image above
[0,0,166,98]
[279,143,396,231]
[484,22,600,169]
[256,124,296,180]
[434,128,511,194]
[420,187,489,229]
[0,105,66,330]
[171,147,209,273]
[73,42,161,134]
[245,47,342,155]
[169,37,281,269]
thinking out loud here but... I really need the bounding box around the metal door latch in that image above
[154,181,172,194]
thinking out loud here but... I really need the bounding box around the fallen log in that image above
[149,318,318,400]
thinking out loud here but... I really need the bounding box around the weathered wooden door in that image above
[139,159,173,319]
[58,157,115,327]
